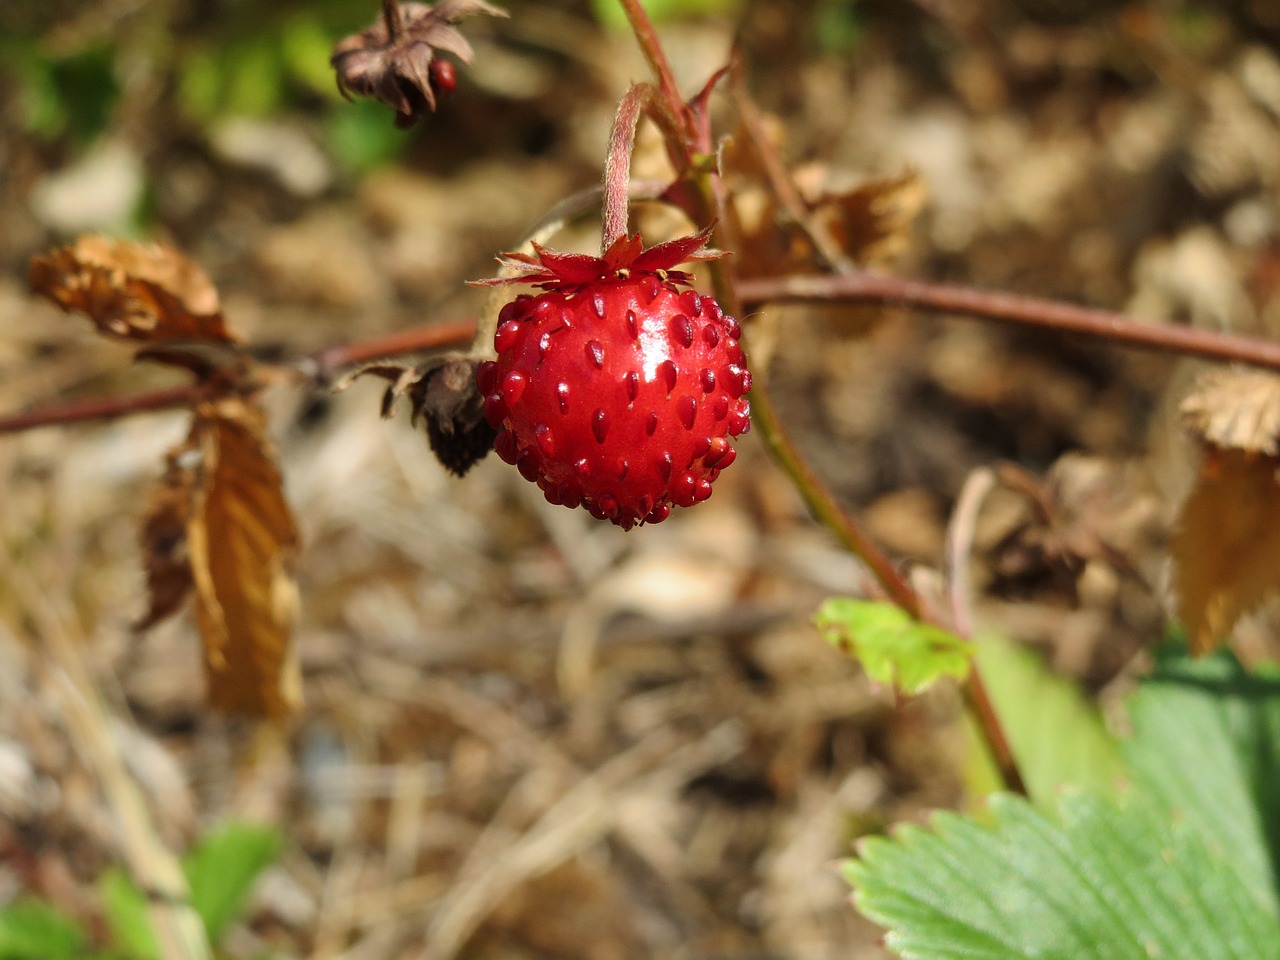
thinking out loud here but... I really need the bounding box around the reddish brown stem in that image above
[0,384,213,434]
[615,0,687,139]
[963,668,1027,796]
[749,381,922,619]
[0,321,477,437]
[601,85,654,251]
[739,272,1280,371]
[309,319,476,379]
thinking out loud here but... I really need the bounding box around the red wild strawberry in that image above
[475,226,751,529]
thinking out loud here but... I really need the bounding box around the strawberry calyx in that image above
[474,224,723,292]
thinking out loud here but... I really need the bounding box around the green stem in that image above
[750,382,922,618]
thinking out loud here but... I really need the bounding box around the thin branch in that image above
[961,670,1026,796]
[749,380,922,618]
[0,322,478,437]
[308,319,477,381]
[739,271,1280,372]
[0,383,212,435]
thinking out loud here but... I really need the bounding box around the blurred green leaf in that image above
[100,821,280,957]
[185,822,281,942]
[0,900,87,960]
[1125,647,1280,913]
[226,39,288,119]
[3,42,120,144]
[282,14,344,97]
[815,0,861,54]
[973,634,1125,804]
[846,790,1279,960]
[814,598,972,694]
[100,869,157,960]
[327,98,408,172]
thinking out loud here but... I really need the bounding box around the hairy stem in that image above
[739,271,1280,371]
[601,85,655,251]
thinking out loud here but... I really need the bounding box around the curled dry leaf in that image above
[28,235,234,344]
[808,171,928,267]
[1170,449,1280,655]
[136,447,199,630]
[1181,367,1280,455]
[1172,369,1280,653]
[138,396,301,716]
[189,398,301,716]
[722,117,925,278]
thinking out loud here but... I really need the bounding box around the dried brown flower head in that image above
[331,0,507,127]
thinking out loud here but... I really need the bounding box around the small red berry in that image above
[428,58,457,95]
[475,227,750,529]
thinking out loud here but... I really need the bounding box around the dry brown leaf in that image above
[1170,448,1280,654]
[1181,367,1280,455]
[722,128,926,279]
[136,445,199,630]
[28,235,235,344]
[809,171,928,266]
[187,398,301,716]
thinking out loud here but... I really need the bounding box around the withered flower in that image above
[331,0,507,127]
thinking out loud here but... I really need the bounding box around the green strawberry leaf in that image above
[1125,647,1280,914]
[0,900,87,960]
[185,821,281,942]
[846,645,1280,957]
[814,598,973,694]
[101,820,280,957]
[100,868,158,960]
[970,635,1124,804]
[846,790,1279,960]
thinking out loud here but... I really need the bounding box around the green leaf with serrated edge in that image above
[845,791,1280,960]
[100,869,158,960]
[814,598,973,694]
[0,900,86,960]
[970,635,1124,804]
[185,822,281,942]
[1125,646,1280,916]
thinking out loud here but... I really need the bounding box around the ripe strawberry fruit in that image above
[475,228,751,529]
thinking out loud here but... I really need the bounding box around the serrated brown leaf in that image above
[186,398,301,716]
[1170,449,1280,654]
[136,444,199,630]
[810,171,927,266]
[29,235,235,344]
[1181,367,1280,455]
[722,122,925,279]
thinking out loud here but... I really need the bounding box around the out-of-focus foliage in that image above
[0,1,407,171]
[0,822,279,960]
